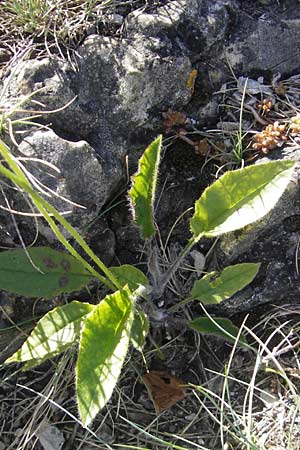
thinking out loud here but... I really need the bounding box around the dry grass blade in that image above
[0,0,153,69]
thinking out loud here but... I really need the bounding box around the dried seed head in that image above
[252,121,287,154]
[257,97,273,113]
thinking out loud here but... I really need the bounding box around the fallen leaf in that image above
[194,138,211,156]
[273,82,288,96]
[162,109,187,133]
[142,370,186,413]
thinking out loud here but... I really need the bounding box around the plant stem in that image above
[168,295,193,312]
[153,237,200,297]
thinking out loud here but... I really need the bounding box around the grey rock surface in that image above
[36,422,64,450]
[126,0,236,51]
[1,0,198,258]
[4,33,192,158]
[17,129,121,229]
[224,5,300,76]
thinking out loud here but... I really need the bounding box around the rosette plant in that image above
[0,136,295,425]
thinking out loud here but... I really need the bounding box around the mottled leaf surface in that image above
[6,301,94,368]
[0,247,93,297]
[191,263,260,304]
[76,287,134,426]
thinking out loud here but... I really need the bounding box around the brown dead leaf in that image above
[194,138,211,156]
[162,109,187,133]
[273,82,288,96]
[142,370,186,413]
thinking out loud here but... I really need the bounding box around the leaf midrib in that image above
[202,173,284,231]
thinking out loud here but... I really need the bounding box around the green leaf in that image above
[189,317,247,346]
[0,247,94,298]
[110,265,149,290]
[129,135,162,239]
[190,160,295,238]
[5,301,94,369]
[131,307,149,351]
[76,287,134,426]
[191,263,260,304]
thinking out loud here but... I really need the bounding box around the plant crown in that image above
[0,134,295,426]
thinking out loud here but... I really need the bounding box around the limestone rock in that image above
[3,32,192,159]
[223,2,300,75]
[18,129,121,229]
[126,0,238,55]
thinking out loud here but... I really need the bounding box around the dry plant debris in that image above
[185,73,300,164]
[161,74,300,162]
[142,370,186,413]
[257,97,273,114]
[0,0,158,79]
[162,109,188,134]
[193,137,211,156]
[252,121,288,154]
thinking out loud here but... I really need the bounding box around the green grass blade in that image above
[191,263,260,304]
[0,247,94,297]
[190,160,295,238]
[6,301,94,368]
[76,287,134,426]
[129,135,162,239]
